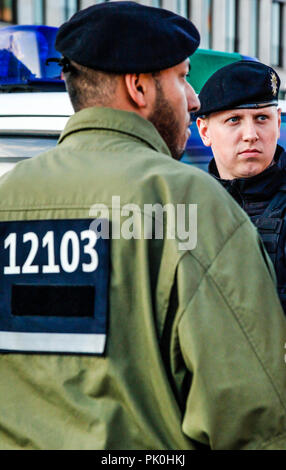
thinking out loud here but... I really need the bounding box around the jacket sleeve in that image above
[176,220,286,450]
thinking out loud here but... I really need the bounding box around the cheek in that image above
[166,80,184,101]
[209,128,232,152]
[210,132,238,166]
[177,83,190,109]
[260,128,278,158]
[213,146,232,166]
[168,92,184,116]
[265,128,279,146]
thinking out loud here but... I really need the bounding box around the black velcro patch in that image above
[11,284,95,318]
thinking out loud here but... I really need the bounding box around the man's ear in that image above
[196,117,212,147]
[124,73,151,109]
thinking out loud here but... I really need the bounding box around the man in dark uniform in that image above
[0,4,286,449]
[196,60,286,313]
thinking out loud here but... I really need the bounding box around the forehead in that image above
[165,58,190,74]
[178,58,190,70]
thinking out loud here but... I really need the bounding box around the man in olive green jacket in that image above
[0,3,286,450]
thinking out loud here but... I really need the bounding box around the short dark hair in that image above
[64,61,120,112]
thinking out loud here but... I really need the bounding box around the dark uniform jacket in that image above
[209,145,286,312]
[0,108,286,449]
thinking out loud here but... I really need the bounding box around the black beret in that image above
[194,60,280,118]
[55,1,200,73]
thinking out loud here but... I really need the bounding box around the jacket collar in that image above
[208,145,286,201]
[58,106,172,157]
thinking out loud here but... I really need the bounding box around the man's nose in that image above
[242,119,259,142]
[187,84,200,113]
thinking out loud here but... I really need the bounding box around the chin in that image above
[171,140,186,160]
[238,157,274,178]
[239,166,263,178]
[173,147,185,161]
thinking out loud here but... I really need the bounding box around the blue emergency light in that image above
[0,25,64,89]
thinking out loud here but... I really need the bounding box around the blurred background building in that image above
[0,0,285,97]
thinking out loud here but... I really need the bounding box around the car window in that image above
[0,134,59,177]
[182,112,286,171]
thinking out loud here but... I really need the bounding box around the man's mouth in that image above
[239,149,261,156]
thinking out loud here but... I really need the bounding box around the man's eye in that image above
[257,115,267,121]
[227,117,239,123]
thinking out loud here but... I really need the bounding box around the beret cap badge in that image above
[271,72,278,97]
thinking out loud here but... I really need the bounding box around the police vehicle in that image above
[0,24,285,176]
[0,25,72,177]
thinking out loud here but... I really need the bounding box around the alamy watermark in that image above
[89,196,197,251]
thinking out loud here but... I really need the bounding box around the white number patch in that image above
[3,230,99,275]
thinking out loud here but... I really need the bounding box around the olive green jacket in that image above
[0,107,285,450]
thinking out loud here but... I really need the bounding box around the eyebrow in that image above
[224,109,272,118]
[252,109,272,115]
[221,111,243,119]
